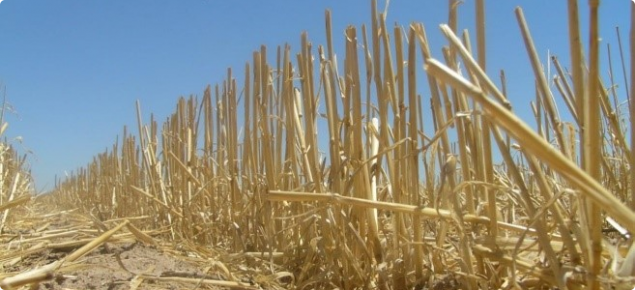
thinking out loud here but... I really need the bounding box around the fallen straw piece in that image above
[0,195,31,212]
[267,190,539,235]
[63,220,130,263]
[0,261,58,289]
[138,275,258,290]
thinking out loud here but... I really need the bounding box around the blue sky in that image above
[0,0,631,192]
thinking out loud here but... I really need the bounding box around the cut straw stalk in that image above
[515,8,568,157]
[138,275,258,290]
[585,1,602,288]
[267,190,541,235]
[0,194,30,212]
[63,220,130,263]
[369,117,380,229]
[0,172,22,232]
[424,58,635,234]
[0,262,56,289]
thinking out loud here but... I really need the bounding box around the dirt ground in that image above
[0,203,260,290]
[9,242,230,290]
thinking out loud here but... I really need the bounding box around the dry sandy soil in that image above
[8,242,230,290]
[0,202,262,290]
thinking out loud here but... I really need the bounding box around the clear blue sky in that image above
[0,0,631,192]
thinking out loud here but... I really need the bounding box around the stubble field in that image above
[2,1,635,289]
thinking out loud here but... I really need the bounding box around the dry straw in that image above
[4,1,635,289]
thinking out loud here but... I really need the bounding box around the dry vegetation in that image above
[2,1,635,289]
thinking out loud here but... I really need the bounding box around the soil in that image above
[25,243,226,290]
[0,203,251,290]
